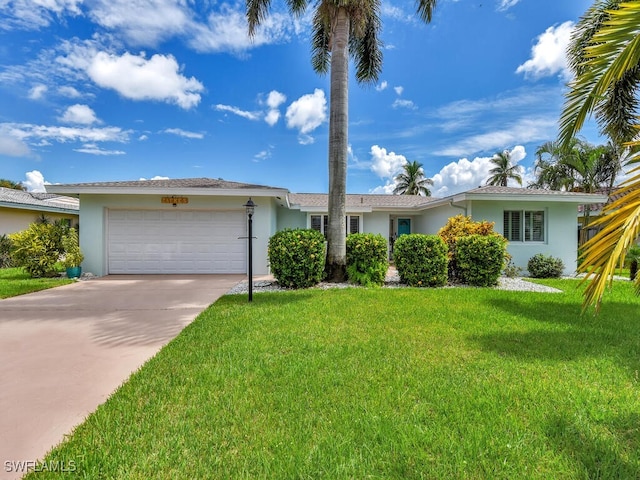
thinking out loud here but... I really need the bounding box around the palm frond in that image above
[560,1,640,147]
[580,153,640,312]
[246,0,273,36]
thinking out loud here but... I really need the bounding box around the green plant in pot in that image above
[61,228,84,278]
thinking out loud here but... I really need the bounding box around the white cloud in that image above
[431,156,495,196]
[394,86,403,95]
[431,145,528,196]
[285,89,327,142]
[497,0,521,12]
[23,170,50,192]
[189,5,292,53]
[140,176,170,181]
[0,135,31,157]
[376,81,388,92]
[58,86,82,98]
[264,90,286,126]
[392,99,416,110]
[266,90,286,109]
[139,134,149,141]
[1,122,130,145]
[73,143,126,155]
[215,104,261,121]
[162,128,205,139]
[87,0,191,46]
[516,21,574,80]
[434,117,556,157]
[0,0,82,30]
[369,145,408,179]
[28,84,48,100]
[87,51,204,109]
[59,104,100,125]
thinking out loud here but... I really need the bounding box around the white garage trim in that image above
[107,209,247,274]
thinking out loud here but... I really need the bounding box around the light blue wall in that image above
[468,200,579,275]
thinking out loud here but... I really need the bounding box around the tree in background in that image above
[485,149,523,187]
[246,0,439,281]
[393,161,434,196]
[558,0,640,311]
[0,179,25,190]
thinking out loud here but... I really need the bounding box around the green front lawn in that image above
[30,280,640,478]
[0,268,73,299]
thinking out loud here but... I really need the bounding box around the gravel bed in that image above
[227,275,564,295]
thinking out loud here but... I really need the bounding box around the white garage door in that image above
[108,210,246,274]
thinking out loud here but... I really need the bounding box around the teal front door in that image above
[398,218,411,236]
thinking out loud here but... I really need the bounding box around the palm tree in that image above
[0,179,25,190]
[246,0,439,281]
[559,0,640,311]
[393,161,433,196]
[485,149,523,187]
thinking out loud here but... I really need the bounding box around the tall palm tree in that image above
[246,0,439,281]
[0,179,25,190]
[485,149,523,187]
[559,0,640,312]
[393,161,433,196]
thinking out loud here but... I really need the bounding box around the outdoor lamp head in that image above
[244,198,255,216]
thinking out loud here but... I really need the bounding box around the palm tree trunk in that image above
[325,6,349,282]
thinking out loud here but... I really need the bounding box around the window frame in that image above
[503,209,546,243]
[308,214,362,237]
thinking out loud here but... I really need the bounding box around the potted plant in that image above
[61,228,84,278]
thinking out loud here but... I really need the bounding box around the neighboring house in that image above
[0,187,79,236]
[47,178,607,277]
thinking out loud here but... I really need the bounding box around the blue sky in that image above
[0,0,600,195]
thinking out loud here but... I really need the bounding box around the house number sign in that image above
[161,196,189,205]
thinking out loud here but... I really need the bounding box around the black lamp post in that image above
[243,198,256,302]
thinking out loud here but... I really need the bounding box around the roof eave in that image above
[0,202,79,214]
[463,193,609,203]
[46,185,290,198]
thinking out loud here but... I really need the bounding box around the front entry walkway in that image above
[0,275,242,480]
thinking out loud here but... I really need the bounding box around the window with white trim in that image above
[503,210,545,242]
[310,214,361,237]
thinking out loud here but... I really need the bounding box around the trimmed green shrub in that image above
[9,223,65,277]
[268,229,325,289]
[527,253,564,278]
[438,214,496,281]
[456,234,508,287]
[393,234,448,287]
[346,233,388,287]
[0,234,13,268]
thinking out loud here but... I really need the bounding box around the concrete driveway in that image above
[0,274,242,479]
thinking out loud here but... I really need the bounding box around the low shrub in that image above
[456,234,507,287]
[527,253,564,278]
[346,233,388,287]
[268,229,325,289]
[393,234,448,287]
[9,223,65,277]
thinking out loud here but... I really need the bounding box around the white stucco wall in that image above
[78,194,276,276]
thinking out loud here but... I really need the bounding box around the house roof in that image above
[46,177,289,197]
[288,193,436,212]
[0,187,79,214]
[441,185,609,206]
